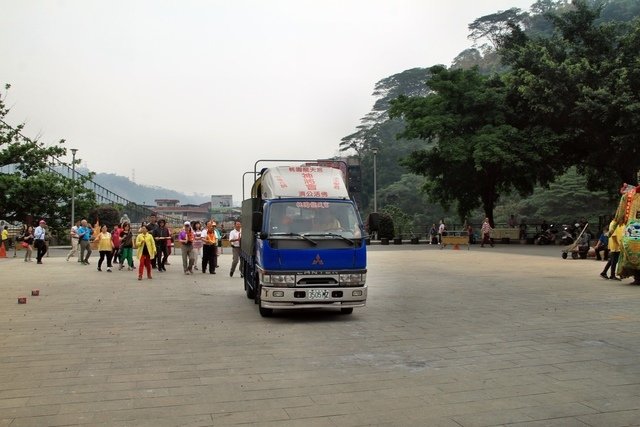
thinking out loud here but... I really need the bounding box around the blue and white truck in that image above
[240,161,367,317]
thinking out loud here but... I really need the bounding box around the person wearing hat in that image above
[152,219,171,272]
[33,220,48,264]
[178,221,196,274]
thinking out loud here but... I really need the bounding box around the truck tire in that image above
[244,266,255,299]
[340,308,353,315]
[245,281,255,299]
[259,304,273,317]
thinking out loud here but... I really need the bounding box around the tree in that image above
[468,7,528,48]
[340,68,433,215]
[389,65,557,225]
[516,167,612,225]
[499,0,640,190]
[0,84,96,232]
[88,205,122,228]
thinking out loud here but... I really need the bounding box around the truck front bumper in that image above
[260,285,367,310]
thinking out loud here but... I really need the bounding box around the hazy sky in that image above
[1,0,535,204]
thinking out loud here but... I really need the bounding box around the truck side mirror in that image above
[252,212,262,232]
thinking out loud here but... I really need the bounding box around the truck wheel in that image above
[340,308,353,315]
[562,252,568,259]
[254,278,261,304]
[244,267,255,299]
[245,281,255,299]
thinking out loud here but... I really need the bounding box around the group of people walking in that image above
[62,214,242,281]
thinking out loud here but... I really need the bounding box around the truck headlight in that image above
[339,273,366,285]
[264,274,296,286]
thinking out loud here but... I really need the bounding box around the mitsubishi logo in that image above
[312,254,324,265]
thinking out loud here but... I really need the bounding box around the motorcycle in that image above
[560,224,575,245]
[535,225,558,245]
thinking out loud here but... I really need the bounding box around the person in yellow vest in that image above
[135,225,156,281]
[1,225,8,249]
[95,225,114,272]
[600,217,625,280]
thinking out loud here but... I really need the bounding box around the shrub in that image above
[378,213,395,239]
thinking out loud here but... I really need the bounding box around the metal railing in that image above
[1,158,182,225]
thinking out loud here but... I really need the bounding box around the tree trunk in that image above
[480,190,497,228]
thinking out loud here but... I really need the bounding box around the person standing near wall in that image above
[481,217,494,248]
[1,225,8,250]
[437,220,446,246]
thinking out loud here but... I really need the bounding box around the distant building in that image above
[155,199,180,208]
[153,199,210,223]
[211,195,233,208]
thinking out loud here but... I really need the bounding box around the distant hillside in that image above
[87,170,210,205]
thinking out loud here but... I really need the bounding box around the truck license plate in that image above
[308,289,330,300]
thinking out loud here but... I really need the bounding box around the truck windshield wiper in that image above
[269,232,318,245]
[302,232,355,246]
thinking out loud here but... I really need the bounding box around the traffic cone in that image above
[453,244,460,250]
[0,242,7,258]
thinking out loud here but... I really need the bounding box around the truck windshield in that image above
[267,201,363,239]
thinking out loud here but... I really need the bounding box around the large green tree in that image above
[0,84,96,232]
[389,65,557,225]
[499,0,640,189]
[339,68,432,214]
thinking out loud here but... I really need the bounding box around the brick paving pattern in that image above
[1,246,639,426]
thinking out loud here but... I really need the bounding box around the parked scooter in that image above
[535,225,558,245]
[560,224,575,245]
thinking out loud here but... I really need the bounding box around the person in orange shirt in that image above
[178,221,196,275]
[201,221,218,274]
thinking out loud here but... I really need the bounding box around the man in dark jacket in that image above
[152,219,170,272]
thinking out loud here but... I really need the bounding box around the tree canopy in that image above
[0,84,96,232]
[360,0,636,226]
[389,65,558,225]
[499,0,640,189]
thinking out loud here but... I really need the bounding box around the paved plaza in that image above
[0,245,639,426]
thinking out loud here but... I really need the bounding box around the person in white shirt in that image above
[34,220,47,264]
[228,221,243,277]
[437,220,446,246]
[66,220,81,262]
